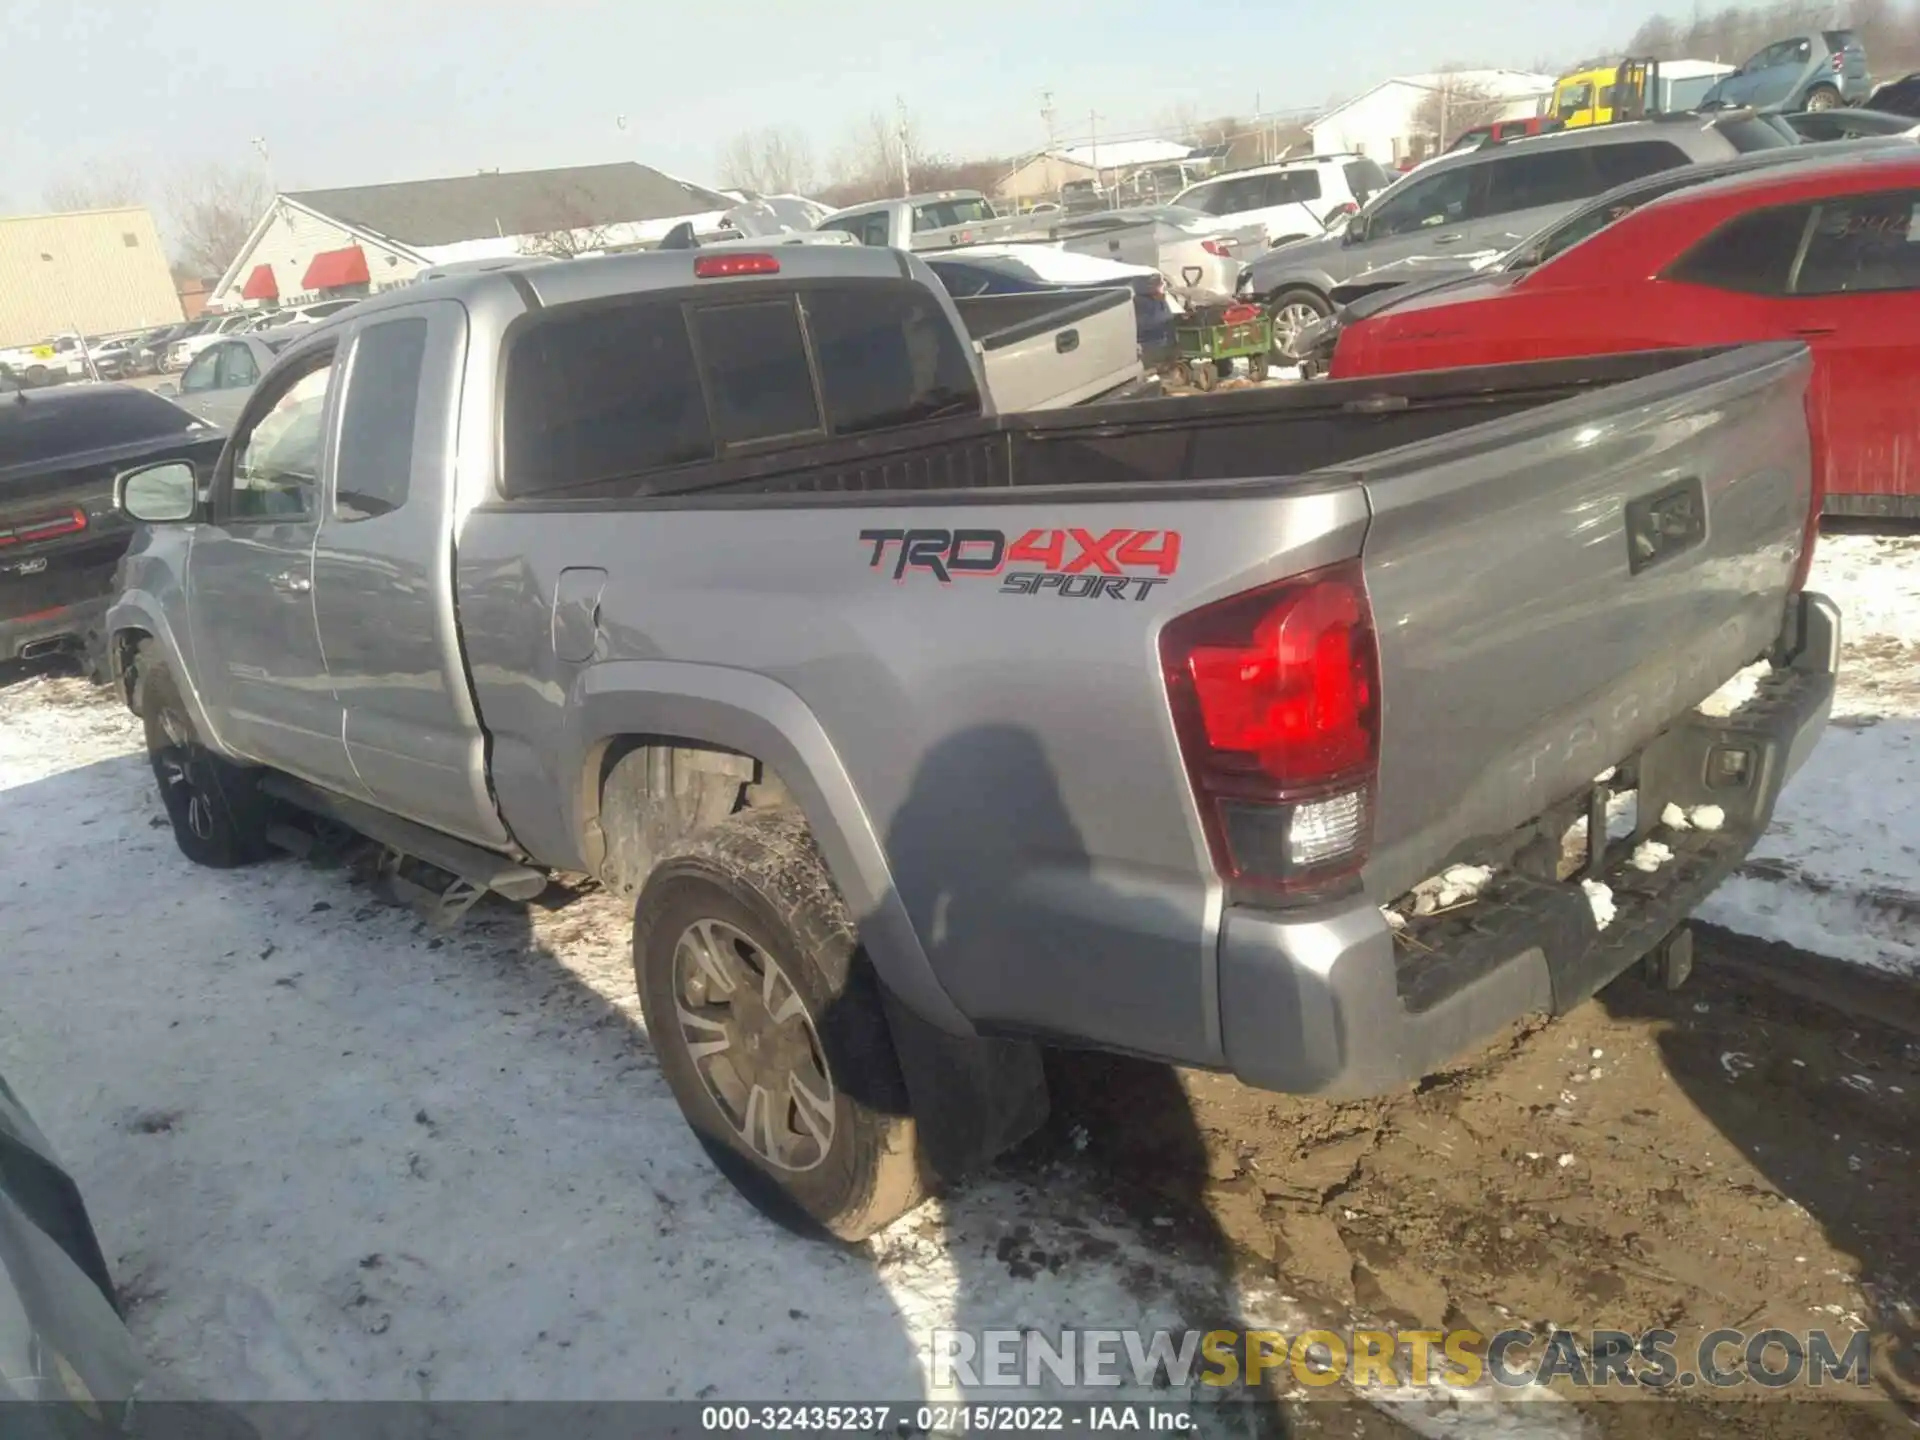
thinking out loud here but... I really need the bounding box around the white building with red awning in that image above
[209,162,736,312]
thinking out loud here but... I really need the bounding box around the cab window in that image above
[226,357,334,522]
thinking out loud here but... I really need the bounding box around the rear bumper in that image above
[1217,590,1839,1099]
[0,594,109,661]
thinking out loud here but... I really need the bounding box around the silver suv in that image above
[1242,112,1798,355]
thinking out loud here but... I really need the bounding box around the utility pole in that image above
[250,136,276,196]
[1041,90,1057,150]
[1439,75,1451,154]
[896,96,912,197]
[38,253,96,380]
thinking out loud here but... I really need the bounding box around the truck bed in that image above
[949,287,1142,412]
[490,344,1744,505]
[466,341,1818,1078]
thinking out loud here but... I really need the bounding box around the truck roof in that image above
[318,244,927,326]
[818,190,989,221]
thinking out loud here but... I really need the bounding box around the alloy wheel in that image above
[672,918,836,1172]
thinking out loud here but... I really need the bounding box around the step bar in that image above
[258,773,548,903]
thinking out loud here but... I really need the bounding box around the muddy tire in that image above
[135,642,276,868]
[633,807,925,1242]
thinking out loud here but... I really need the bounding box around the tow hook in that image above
[1644,923,1695,991]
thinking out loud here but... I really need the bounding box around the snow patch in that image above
[1580,880,1616,931]
[1629,840,1673,874]
[1410,864,1496,915]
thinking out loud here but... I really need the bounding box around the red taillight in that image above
[692,253,780,278]
[1161,561,1380,893]
[0,507,87,547]
[1332,201,1359,218]
[1201,239,1232,257]
[1832,51,1844,71]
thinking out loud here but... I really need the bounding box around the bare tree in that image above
[717,127,818,195]
[1412,71,1511,148]
[825,109,925,203]
[513,187,623,258]
[1155,101,1204,145]
[165,162,272,278]
[43,159,147,213]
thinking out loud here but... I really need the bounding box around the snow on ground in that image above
[1695,534,1920,977]
[0,680,1318,1411]
[0,535,1909,1425]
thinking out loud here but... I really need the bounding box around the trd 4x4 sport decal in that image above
[858,527,1181,601]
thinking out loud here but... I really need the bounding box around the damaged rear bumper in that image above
[1217,590,1839,1099]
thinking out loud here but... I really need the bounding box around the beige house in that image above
[996,139,1198,204]
[0,207,183,346]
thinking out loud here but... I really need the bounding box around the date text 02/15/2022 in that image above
[859,526,1183,600]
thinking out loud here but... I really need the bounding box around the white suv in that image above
[1175,154,1397,246]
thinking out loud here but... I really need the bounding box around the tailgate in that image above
[958,288,1140,411]
[1353,343,1815,901]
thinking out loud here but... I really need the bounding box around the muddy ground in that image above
[1028,928,1920,1437]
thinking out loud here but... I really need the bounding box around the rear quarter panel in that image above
[458,485,1368,1063]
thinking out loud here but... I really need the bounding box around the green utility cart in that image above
[1170,302,1274,391]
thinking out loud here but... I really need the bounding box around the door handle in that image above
[1429,233,1465,246]
[1791,325,1837,337]
[1056,329,1080,354]
[270,570,312,595]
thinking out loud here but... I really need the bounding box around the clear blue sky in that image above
[2,0,1664,207]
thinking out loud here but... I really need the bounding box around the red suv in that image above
[1329,147,1920,515]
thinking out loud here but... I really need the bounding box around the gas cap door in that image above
[551,566,608,663]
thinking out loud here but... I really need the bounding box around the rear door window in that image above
[334,317,428,519]
[1480,149,1601,216]
[802,286,981,434]
[1590,139,1693,187]
[503,300,713,497]
[1265,170,1322,205]
[1665,203,1815,293]
[1793,190,1920,294]
[688,300,821,445]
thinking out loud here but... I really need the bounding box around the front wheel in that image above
[1267,288,1331,360]
[1803,83,1841,110]
[136,643,276,868]
[633,808,925,1242]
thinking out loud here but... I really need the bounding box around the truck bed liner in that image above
[490,346,1731,509]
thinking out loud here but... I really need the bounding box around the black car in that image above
[922,252,1179,363]
[1,385,223,674]
[1865,70,1920,117]
[121,321,202,378]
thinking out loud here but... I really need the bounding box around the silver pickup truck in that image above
[105,244,1836,1242]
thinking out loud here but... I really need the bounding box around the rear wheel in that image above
[1267,287,1331,360]
[136,643,276,868]
[1804,83,1841,110]
[634,808,925,1241]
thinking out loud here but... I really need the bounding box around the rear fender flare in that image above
[568,660,973,1037]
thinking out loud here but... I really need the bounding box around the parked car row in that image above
[1238,110,1800,354]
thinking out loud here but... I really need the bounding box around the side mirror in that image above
[1343,213,1367,245]
[154,381,179,397]
[115,461,198,524]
